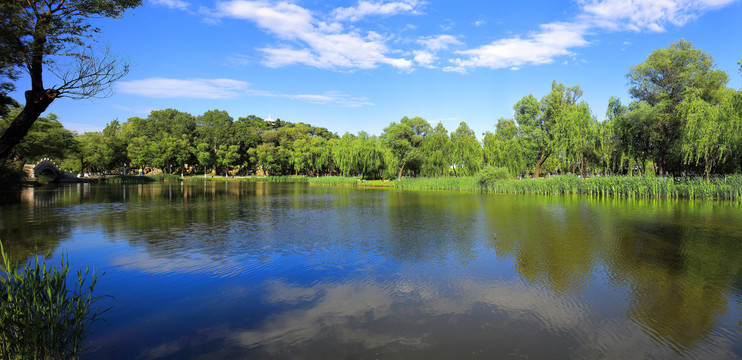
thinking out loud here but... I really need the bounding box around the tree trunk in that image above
[533,154,548,179]
[0,89,58,159]
[579,154,585,179]
[705,156,712,184]
[397,161,406,180]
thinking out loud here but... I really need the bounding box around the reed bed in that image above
[106,174,742,200]
[477,175,742,200]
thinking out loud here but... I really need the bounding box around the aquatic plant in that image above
[0,241,109,360]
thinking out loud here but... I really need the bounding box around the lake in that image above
[1,182,741,359]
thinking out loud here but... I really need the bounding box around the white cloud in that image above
[226,54,251,67]
[215,0,412,70]
[579,0,739,32]
[412,35,463,68]
[418,34,463,51]
[332,0,424,22]
[150,0,190,10]
[286,91,375,107]
[473,19,486,27]
[117,77,374,107]
[413,50,436,68]
[450,22,589,71]
[448,0,737,72]
[117,78,249,99]
[216,1,314,39]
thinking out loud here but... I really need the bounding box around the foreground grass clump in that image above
[0,242,109,360]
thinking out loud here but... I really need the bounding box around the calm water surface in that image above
[1,182,742,359]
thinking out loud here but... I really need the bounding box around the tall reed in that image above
[0,241,109,360]
[476,174,742,200]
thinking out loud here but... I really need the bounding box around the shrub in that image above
[0,161,28,189]
[476,166,511,188]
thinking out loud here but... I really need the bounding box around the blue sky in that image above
[14,0,742,137]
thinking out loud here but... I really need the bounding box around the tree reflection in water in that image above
[1,183,741,358]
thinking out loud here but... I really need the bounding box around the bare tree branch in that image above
[50,45,129,99]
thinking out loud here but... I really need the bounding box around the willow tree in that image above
[421,122,450,177]
[553,102,597,178]
[483,118,525,177]
[680,89,740,182]
[449,121,482,176]
[627,39,728,175]
[516,81,583,178]
[0,0,141,159]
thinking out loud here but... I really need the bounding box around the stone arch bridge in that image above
[25,159,78,183]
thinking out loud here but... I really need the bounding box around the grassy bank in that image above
[394,174,742,200]
[101,174,742,200]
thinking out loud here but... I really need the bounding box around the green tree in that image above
[193,142,215,176]
[333,133,356,177]
[290,137,312,175]
[101,120,129,171]
[310,136,333,176]
[449,121,482,176]
[127,136,150,172]
[680,89,740,181]
[196,110,233,153]
[553,102,597,178]
[353,132,388,179]
[514,94,546,178]
[421,122,450,177]
[483,118,525,177]
[381,116,431,180]
[627,39,728,175]
[0,0,141,159]
[216,144,240,176]
[75,132,109,173]
[1,109,75,163]
[515,81,583,178]
[233,116,266,174]
[252,143,286,176]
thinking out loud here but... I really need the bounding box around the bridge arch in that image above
[34,159,62,183]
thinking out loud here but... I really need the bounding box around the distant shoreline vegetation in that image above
[101,173,742,201]
[3,40,742,192]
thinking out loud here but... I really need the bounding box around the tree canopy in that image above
[0,0,141,159]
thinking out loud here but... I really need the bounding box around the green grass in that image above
[106,174,181,183]
[387,174,742,200]
[393,177,481,191]
[0,241,109,359]
[183,175,309,183]
[105,174,742,200]
[475,174,742,200]
[307,176,360,186]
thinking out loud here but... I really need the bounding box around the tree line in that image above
[2,40,741,181]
